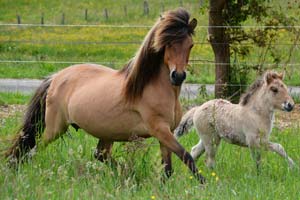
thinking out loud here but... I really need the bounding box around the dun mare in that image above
[175,71,295,170]
[5,9,205,183]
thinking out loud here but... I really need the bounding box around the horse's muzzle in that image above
[283,101,294,112]
[170,69,186,86]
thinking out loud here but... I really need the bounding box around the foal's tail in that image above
[174,106,198,138]
[4,77,52,162]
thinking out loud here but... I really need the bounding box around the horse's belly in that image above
[216,120,247,146]
[70,103,150,141]
[220,131,247,146]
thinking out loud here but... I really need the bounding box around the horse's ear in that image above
[278,72,284,80]
[265,72,273,85]
[160,14,165,21]
[189,18,197,31]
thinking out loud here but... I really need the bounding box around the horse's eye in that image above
[270,86,278,93]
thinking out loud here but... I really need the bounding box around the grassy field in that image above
[0,95,300,199]
[0,0,300,85]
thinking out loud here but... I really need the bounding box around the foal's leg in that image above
[191,140,205,161]
[203,136,220,169]
[268,142,295,168]
[246,135,262,172]
[159,142,173,178]
[250,148,262,173]
[94,140,114,163]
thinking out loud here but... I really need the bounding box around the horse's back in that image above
[193,99,245,143]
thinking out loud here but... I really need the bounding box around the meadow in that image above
[1,1,300,199]
[0,93,299,199]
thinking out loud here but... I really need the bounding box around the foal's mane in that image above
[240,71,282,106]
[119,8,195,103]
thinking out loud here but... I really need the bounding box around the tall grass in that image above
[0,110,299,199]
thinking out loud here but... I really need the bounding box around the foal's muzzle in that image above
[283,101,294,112]
[170,69,186,86]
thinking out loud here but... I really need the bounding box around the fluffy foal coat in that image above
[175,71,295,169]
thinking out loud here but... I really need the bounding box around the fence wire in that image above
[1,23,300,29]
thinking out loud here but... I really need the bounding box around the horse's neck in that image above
[245,91,275,127]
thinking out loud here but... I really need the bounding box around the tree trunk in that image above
[208,0,230,98]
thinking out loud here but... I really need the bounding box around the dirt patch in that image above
[275,104,300,130]
[0,104,26,120]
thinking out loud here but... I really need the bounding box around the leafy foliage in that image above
[221,0,300,101]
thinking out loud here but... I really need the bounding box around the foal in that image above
[175,71,295,169]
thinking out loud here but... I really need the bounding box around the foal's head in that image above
[153,9,197,86]
[264,71,294,112]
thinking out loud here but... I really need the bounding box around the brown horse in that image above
[5,8,205,183]
[175,71,295,171]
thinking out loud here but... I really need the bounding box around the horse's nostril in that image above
[171,70,177,79]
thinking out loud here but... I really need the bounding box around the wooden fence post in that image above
[41,13,44,25]
[179,0,183,7]
[17,15,21,24]
[61,13,65,24]
[124,5,127,17]
[104,8,108,20]
[85,9,88,21]
[143,1,149,15]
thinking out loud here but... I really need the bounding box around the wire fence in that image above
[2,40,300,46]
[1,60,300,67]
[1,24,300,29]
[1,15,300,100]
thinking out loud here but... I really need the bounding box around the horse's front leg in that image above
[159,142,173,179]
[250,148,262,174]
[268,142,295,168]
[246,134,263,173]
[148,119,205,184]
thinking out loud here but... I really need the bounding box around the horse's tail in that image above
[174,106,198,138]
[5,77,52,162]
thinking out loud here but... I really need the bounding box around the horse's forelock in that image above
[264,71,284,84]
[153,8,193,52]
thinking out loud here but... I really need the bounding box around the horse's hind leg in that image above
[203,135,221,169]
[191,140,205,161]
[41,106,68,147]
[94,140,114,163]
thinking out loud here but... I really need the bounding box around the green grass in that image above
[0,0,300,86]
[0,106,300,199]
[0,92,31,105]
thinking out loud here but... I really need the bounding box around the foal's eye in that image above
[270,86,278,93]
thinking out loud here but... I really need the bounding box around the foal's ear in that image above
[265,72,274,85]
[189,18,197,31]
[278,72,284,80]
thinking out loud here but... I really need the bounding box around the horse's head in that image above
[153,9,197,86]
[164,30,195,86]
[264,71,294,112]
